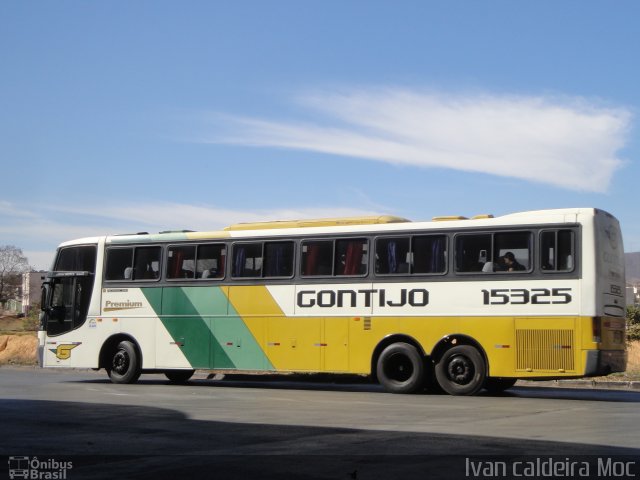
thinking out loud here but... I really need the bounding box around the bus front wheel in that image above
[376,342,425,394]
[107,340,141,384]
[435,345,486,396]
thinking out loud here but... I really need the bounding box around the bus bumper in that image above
[37,345,44,367]
[584,349,627,376]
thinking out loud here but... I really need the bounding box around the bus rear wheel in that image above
[376,342,425,394]
[435,345,486,396]
[107,340,141,384]
[165,370,195,384]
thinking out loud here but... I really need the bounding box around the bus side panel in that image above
[153,286,273,371]
[112,287,161,370]
[225,285,290,371]
[42,318,107,368]
[156,286,216,369]
[323,317,349,372]
[223,289,272,371]
[269,283,371,373]
[457,315,515,377]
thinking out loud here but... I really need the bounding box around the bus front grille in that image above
[515,329,575,372]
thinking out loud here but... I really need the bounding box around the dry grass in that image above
[0,333,37,365]
[627,341,640,372]
[0,315,28,333]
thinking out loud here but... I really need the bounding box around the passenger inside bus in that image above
[499,252,526,272]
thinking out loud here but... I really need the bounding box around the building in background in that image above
[21,272,45,315]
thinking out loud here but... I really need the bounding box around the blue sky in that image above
[1,1,639,270]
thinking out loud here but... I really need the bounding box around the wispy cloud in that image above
[43,202,381,232]
[1,201,380,269]
[205,88,632,192]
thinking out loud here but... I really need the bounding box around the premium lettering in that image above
[104,300,144,311]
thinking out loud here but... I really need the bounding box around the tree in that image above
[0,245,29,305]
[627,305,640,342]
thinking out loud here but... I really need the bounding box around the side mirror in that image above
[40,282,49,312]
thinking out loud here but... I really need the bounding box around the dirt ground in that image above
[0,333,37,365]
[0,313,38,365]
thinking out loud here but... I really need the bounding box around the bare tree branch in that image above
[0,245,29,304]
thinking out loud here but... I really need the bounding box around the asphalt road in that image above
[1,367,639,479]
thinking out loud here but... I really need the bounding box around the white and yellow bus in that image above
[38,208,627,395]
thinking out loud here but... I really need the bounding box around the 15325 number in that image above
[481,288,572,305]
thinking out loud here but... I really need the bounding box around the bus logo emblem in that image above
[49,343,82,360]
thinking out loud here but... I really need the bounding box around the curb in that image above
[517,379,640,391]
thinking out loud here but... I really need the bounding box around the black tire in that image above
[484,377,517,393]
[165,369,195,384]
[107,340,141,384]
[376,342,425,394]
[435,345,486,396]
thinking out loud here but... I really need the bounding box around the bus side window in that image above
[455,234,492,272]
[105,248,134,281]
[493,231,532,272]
[106,246,161,281]
[301,240,333,276]
[232,243,263,278]
[167,245,196,279]
[335,238,368,276]
[375,237,410,274]
[541,230,575,272]
[264,241,294,278]
[413,235,447,274]
[134,247,162,280]
[197,244,226,279]
[557,230,574,271]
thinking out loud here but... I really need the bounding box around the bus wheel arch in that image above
[432,335,488,396]
[100,334,143,384]
[372,335,427,394]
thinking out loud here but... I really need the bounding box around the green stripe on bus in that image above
[158,286,233,369]
[142,287,272,370]
[224,301,275,371]
[180,286,273,371]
